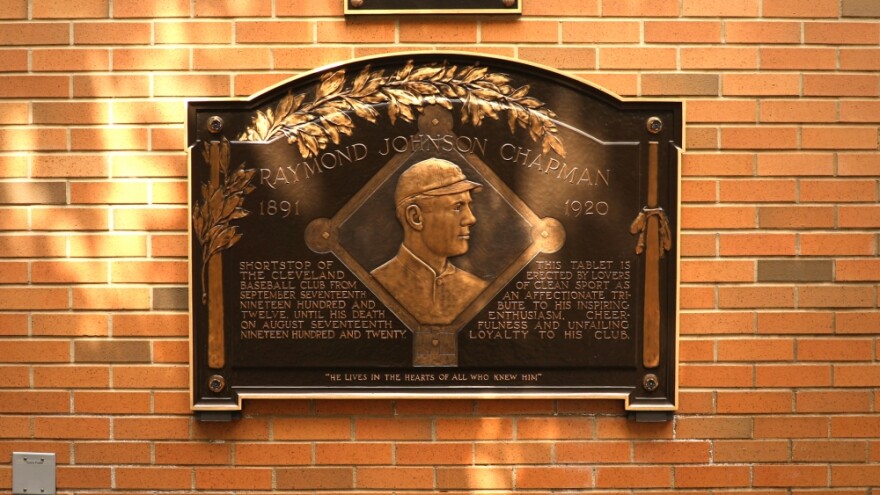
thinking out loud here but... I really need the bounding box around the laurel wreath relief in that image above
[195,60,566,304]
[192,138,257,303]
[238,59,566,158]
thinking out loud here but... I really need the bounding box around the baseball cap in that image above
[395,158,482,208]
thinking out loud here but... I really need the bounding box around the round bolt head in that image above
[207,116,224,134]
[646,116,663,135]
[208,374,226,393]
[643,373,660,392]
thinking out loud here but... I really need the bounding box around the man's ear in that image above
[404,204,424,231]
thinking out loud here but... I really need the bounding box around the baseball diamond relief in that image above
[188,53,682,418]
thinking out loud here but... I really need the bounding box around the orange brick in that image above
[681,179,718,202]
[806,21,880,45]
[0,235,67,257]
[600,47,676,70]
[71,128,149,151]
[113,48,190,71]
[805,74,880,97]
[725,20,800,43]
[150,234,188,257]
[33,207,110,231]
[841,100,880,123]
[838,260,880,283]
[113,207,187,230]
[32,101,109,124]
[356,466,433,489]
[0,49,26,71]
[832,416,880,439]
[518,47,597,70]
[0,417,31,438]
[801,233,875,256]
[74,22,152,44]
[759,206,835,229]
[831,464,880,487]
[113,313,188,337]
[644,74,721,97]
[680,286,716,309]
[754,416,829,439]
[113,0,191,17]
[680,312,754,335]
[0,102,27,124]
[680,233,717,256]
[839,205,880,228]
[192,419,270,441]
[116,467,192,490]
[682,0,759,16]
[0,1,27,19]
[836,311,880,333]
[682,47,758,70]
[562,21,639,43]
[0,365,29,386]
[396,442,473,465]
[69,234,148,257]
[194,0,271,17]
[318,19,398,43]
[555,441,631,463]
[34,417,109,439]
[717,337,794,361]
[717,391,793,413]
[233,20,314,43]
[807,127,879,150]
[601,0,678,16]
[0,22,70,45]
[112,153,186,177]
[633,441,710,463]
[274,418,350,440]
[518,467,594,489]
[56,466,111,489]
[273,46,352,70]
[754,465,829,487]
[276,467,353,490]
[834,364,880,386]
[71,287,150,310]
[234,72,297,96]
[720,178,797,201]
[75,442,151,464]
[718,286,796,309]
[720,234,796,256]
[399,20,477,43]
[721,127,799,150]
[645,21,721,43]
[686,126,720,149]
[234,443,310,466]
[714,440,790,462]
[761,100,836,123]
[524,0,598,16]
[682,153,754,176]
[841,48,880,71]
[596,417,673,439]
[193,47,271,70]
[757,364,831,387]
[73,391,151,413]
[154,74,230,97]
[797,391,872,413]
[764,0,839,17]
[723,74,800,96]
[576,72,638,96]
[675,465,751,488]
[354,418,432,440]
[757,311,833,334]
[757,153,835,176]
[34,366,109,388]
[0,262,28,284]
[315,443,392,465]
[0,390,69,414]
[111,261,187,283]
[0,289,69,310]
[114,417,190,440]
[33,0,109,18]
[677,417,753,439]
[436,467,513,490]
[437,418,515,440]
[681,206,756,229]
[155,443,231,465]
[761,47,837,70]
[113,365,188,389]
[687,100,756,124]
[798,338,873,361]
[32,154,110,178]
[31,261,107,284]
[681,260,754,283]
[0,128,67,151]
[475,442,552,464]
[316,399,392,415]
[799,286,875,308]
[155,21,233,43]
[71,75,148,97]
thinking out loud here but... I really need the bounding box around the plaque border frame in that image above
[187,51,684,413]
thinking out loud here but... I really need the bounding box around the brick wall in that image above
[1,0,879,492]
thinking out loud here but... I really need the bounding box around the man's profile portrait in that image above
[371,158,489,325]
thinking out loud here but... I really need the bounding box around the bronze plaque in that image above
[344,0,521,15]
[189,53,681,415]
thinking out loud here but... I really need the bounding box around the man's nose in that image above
[461,205,476,226]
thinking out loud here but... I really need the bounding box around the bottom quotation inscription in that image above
[189,53,681,412]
